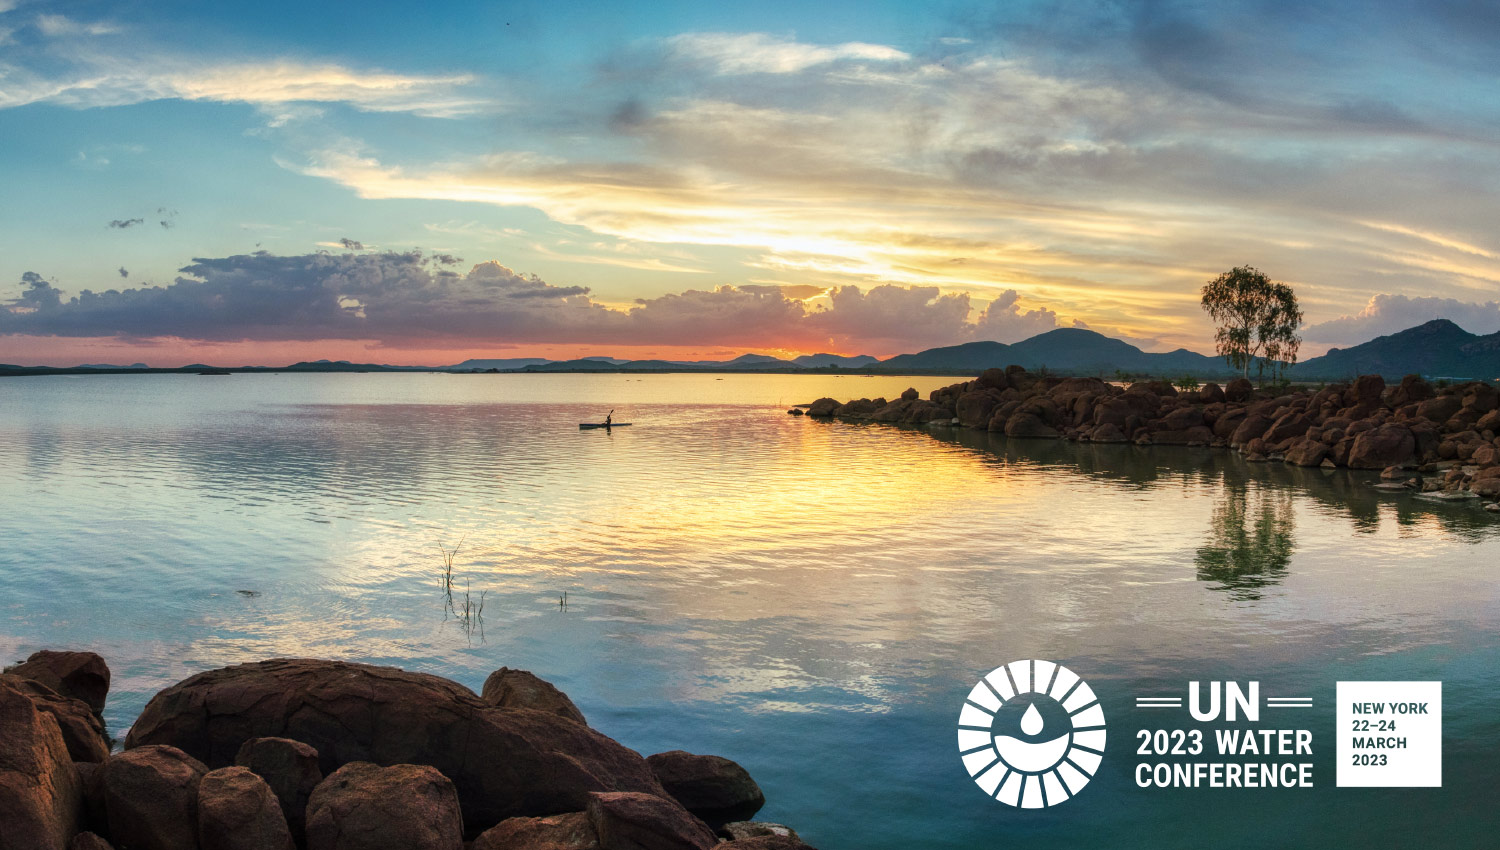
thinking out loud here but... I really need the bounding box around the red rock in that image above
[305,762,461,850]
[104,745,207,850]
[720,838,815,850]
[1348,424,1416,469]
[1004,412,1057,438]
[236,737,322,841]
[482,668,587,726]
[76,762,108,836]
[646,751,763,825]
[1464,383,1499,413]
[1345,375,1385,407]
[1472,445,1498,467]
[586,792,717,850]
[0,677,82,850]
[1160,406,1204,431]
[1477,410,1500,432]
[1263,412,1312,443]
[68,834,114,850]
[1285,440,1331,467]
[125,659,664,831]
[1391,375,1434,406]
[0,674,110,763]
[974,368,1009,391]
[719,823,802,842]
[804,398,839,417]
[1089,423,1127,442]
[4,650,110,715]
[474,812,599,850]
[1199,383,1225,403]
[1229,414,1273,447]
[1416,396,1462,424]
[900,387,919,401]
[198,766,295,850]
[954,390,1002,429]
[1224,378,1254,402]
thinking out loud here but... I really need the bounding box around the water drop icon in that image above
[1021,702,1043,735]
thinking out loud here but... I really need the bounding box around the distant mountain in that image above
[1292,319,1500,380]
[76,362,149,369]
[876,329,1227,376]
[449,358,551,370]
[793,353,879,368]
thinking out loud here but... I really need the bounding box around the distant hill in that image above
[77,362,149,369]
[1292,319,1500,380]
[876,330,1227,376]
[449,358,550,370]
[793,353,879,368]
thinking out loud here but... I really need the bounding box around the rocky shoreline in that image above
[1,652,812,850]
[796,367,1500,509]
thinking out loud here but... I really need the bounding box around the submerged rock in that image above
[124,658,664,831]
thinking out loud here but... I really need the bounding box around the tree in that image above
[1200,266,1302,383]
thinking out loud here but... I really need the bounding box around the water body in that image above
[1,373,1496,849]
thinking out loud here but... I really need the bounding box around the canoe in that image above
[579,423,632,429]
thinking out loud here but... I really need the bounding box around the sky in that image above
[2,0,1499,366]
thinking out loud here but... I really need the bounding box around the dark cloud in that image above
[339,237,365,250]
[118,266,128,278]
[1,250,1064,352]
[108,218,143,229]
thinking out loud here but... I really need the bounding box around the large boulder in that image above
[645,751,764,825]
[236,737,322,843]
[1225,378,1254,402]
[804,398,839,417]
[68,834,114,850]
[974,368,1009,391]
[474,812,598,850]
[1391,375,1435,406]
[124,659,664,831]
[1004,413,1058,439]
[198,766,296,850]
[0,674,110,763]
[103,745,208,850]
[1285,440,1331,467]
[1229,414,1273,447]
[305,762,461,850]
[1347,424,1416,469]
[586,792,717,850]
[482,668,587,726]
[720,838,815,850]
[1346,375,1385,407]
[0,677,82,850]
[5,650,110,716]
[720,823,802,843]
[1416,396,1463,424]
[953,391,1001,429]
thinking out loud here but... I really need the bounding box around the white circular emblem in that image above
[957,659,1106,807]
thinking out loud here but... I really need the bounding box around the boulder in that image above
[1464,383,1499,414]
[1416,396,1462,424]
[69,835,114,850]
[804,398,839,417]
[1229,414,1273,447]
[1348,424,1417,470]
[1004,413,1058,439]
[1285,440,1331,467]
[974,368,1009,391]
[125,659,665,831]
[1476,409,1500,433]
[900,387,919,401]
[0,677,82,850]
[482,668,587,726]
[4,650,110,716]
[586,792,717,850]
[198,766,296,850]
[1263,412,1312,444]
[474,812,599,850]
[1160,406,1204,431]
[1199,383,1225,404]
[76,762,108,836]
[305,762,461,850]
[832,398,882,419]
[0,674,110,763]
[645,751,763,825]
[1391,375,1434,406]
[1346,375,1385,407]
[720,823,802,842]
[720,838,815,850]
[236,737,322,842]
[104,745,207,850]
[1089,423,1127,443]
[1224,378,1254,402]
[954,391,1001,429]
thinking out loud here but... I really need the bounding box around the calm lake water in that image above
[1,373,1497,849]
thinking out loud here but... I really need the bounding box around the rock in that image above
[900,387,919,401]
[104,745,207,850]
[586,792,717,850]
[68,835,114,850]
[974,368,1009,391]
[0,674,110,763]
[1199,383,1225,403]
[1416,396,1463,424]
[305,762,461,850]
[236,737,322,842]
[1472,445,1498,467]
[1263,411,1312,444]
[832,398,882,419]
[76,762,108,835]
[645,751,764,825]
[1285,440,1331,467]
[1464,383,1499,414]
[482,668,587,726]
[1003,413,1058,439]
[804,398,839,417]
[0,676,82,850]
[474,812,599,850]
[1160,406,1204,431]
[719,838,815,850]
[1348,424,1417,469]
[1380,465,1407,480]
[4,650,110,716]
[785,408,803,416]
[1485,502,1500,513]
[126,659,664,831]
[1089,423,1127,442]
[1229,414,1273,447]
[954,390,1001,429]
[1391,375,1435,406]
[719,823,801,842]
[1473,478,1500,498]
[1476,410,1500,432]
[198,766,296,850]
[1225,378,1254,402]
[1347,375,1385,407]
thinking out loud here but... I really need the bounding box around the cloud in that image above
[1,250,1071,353]
[971,290,1066,343]
[118,267,128,278]
[339,237,365,250]
[108,218,143,229]
[1304,294,1500,344]
[35,14,118,36]
[665,32,909,75]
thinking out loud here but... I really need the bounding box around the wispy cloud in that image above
[666,32,909,74]
[35,14,119,37]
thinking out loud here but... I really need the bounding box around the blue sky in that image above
[2,0,1499,365]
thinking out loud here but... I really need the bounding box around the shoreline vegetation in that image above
[0,652,810,850]
[797,366,1500,511]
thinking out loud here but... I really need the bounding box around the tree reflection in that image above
[1194,483,1295,600]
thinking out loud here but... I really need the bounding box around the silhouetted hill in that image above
[876,330,1225,375]
[793,353,879,368]
[879,341,1013,371]
[1292,319,1500,379]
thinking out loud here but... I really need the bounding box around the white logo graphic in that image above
[958,659,1107,807]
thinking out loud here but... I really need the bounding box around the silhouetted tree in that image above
[1201,266,1302,383]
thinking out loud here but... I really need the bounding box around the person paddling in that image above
[604,409,613,428]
